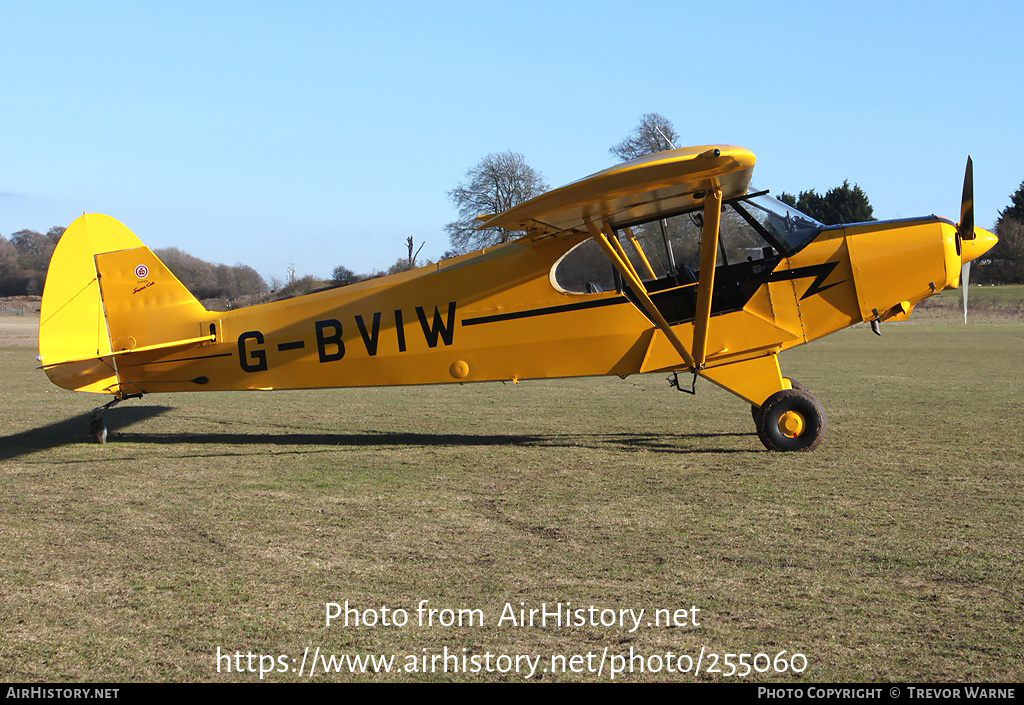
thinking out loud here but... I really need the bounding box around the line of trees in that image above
[326,235,430,292]
[152,247,268,300]
[0,227,269,300]
[976,181,1024,284]
[0,227,64,295]
[9,117,1022,301]
[778,183,875,225]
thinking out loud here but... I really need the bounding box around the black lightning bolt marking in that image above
[769,261,848,300]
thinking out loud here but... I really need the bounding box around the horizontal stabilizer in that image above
[40,334,216,369]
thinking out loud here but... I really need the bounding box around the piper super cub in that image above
[38,146,997,450]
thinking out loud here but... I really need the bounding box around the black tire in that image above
[755,389,826,452]
[751,378,808,422]
[89,418,108,445]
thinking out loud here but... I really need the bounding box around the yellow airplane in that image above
[38,146,997,450]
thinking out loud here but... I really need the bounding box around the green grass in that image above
[929,284,1024,311]
[1,316,1022,682]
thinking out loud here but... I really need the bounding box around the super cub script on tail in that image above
[38,146,997,449]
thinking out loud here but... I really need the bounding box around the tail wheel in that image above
[755,389,827,452]
[89,418,108,444]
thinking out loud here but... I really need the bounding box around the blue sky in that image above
[2,1,1021,282]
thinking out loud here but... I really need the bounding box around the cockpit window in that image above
[552,191,824,298]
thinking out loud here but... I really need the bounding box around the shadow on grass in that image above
[2,407,758,459]
[0,405,172,461]
[113,429,757,455]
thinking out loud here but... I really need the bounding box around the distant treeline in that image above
[153,247,267,300]
[0,228,64,296]
[0,227,268,300]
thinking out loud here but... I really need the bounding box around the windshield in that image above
[735,191,824,253]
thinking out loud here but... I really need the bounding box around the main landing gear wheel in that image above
[754,388,827,452]
[750,378,809,423]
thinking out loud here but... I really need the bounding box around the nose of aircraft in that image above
[961,227,998,265]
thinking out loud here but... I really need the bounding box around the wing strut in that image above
[585,219,697,370]
[606,229,645,283]
[692,185,723,368]
[622,227,658,280]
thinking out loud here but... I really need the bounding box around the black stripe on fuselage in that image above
[461,296,628,326]
[120,351,234,367]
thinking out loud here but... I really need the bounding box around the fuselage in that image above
[46,212,991,403]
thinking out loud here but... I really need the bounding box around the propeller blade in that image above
[958,156,975,241]
[961,260,971,324]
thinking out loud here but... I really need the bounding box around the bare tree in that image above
[444,151,549,255]
[609,113,680,162]
[406,236,424,267]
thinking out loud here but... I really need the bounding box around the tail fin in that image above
[39,214,209,394]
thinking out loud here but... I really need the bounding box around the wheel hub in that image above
[777,410,805,438]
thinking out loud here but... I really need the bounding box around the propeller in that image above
[958,156,975,242]
[961,260,971,324]
[956,157,974,324]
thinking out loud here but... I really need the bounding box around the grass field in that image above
[1,310,1022,682]
[927,284,1024,313]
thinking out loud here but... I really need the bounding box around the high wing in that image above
[481,146,755,239]
[482,146,756,372]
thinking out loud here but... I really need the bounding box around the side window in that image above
[552,239,617,294]
[552,198,793,296]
